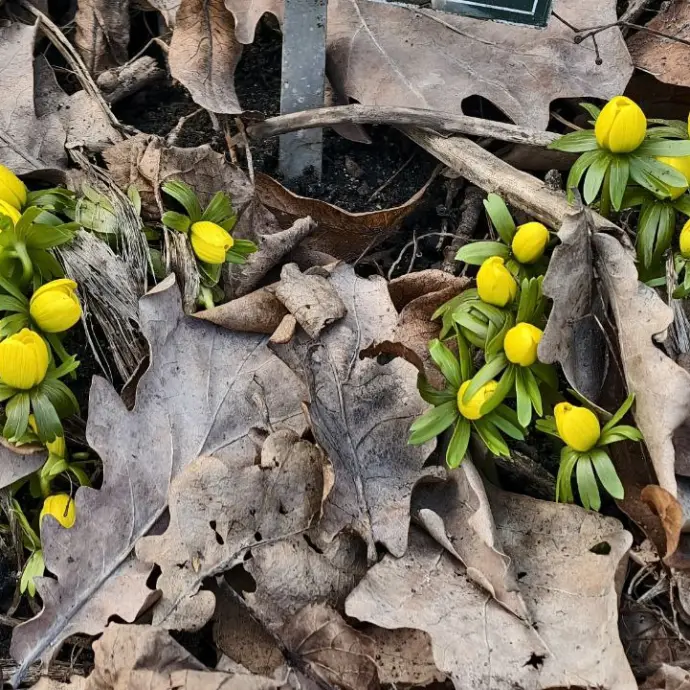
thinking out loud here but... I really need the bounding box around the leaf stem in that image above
[599,168,612,219]
[13,242,33,287]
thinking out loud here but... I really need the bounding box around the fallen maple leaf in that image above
[0,441,46,490]
[10,276,305,684]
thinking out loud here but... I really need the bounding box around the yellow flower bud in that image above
[476,256,518,307]
[0,329,49,390]
[0,163,27,210]
[0,199,21,226]
[656,155,690,199]
[504,323,543,367]
[554,402,601,453]
[29,414,66,457]
[511,222,550,264]
[458,379,497,420]
[681,219,690,259]
[30,279,81,333]
[594,96,647,154]
[40,494,75,529]
[190,221,234,265]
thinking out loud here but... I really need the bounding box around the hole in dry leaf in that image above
[589,541,611,555]
[303,534,324,554]
[209,520,224,545]
[254,531,263,542]
[523,652,546,669]
[461,95,512,124]
[146,564,161,589]
[517,571,527,580]
[279,502,288,515]
[224,564,256,593]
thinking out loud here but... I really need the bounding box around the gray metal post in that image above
[279,0,328,181]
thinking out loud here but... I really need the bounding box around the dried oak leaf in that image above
[135,429,326,631]
[0,22,67,174]
[346,491,636,690]
[272,263,443,562]
[32,623,283,690]
[225,0,631,129]
[0,441,46,490]
[169,0,243,114]
[140,0,181,26]
[196,287,288,334]
[74,0,129,75]
[103,133,253,219]
[255,172,431,260]
[640,664,690,690]
[10,276,305,684]
[413,461,529,621]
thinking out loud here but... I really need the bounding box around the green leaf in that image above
[40,379,80,418]
[47,355,80,380]
[566,151,603,201]
[456,329,472,382]
[4,392,30,442]
[13,207,43,241]
[522,368,543,416]
[25,223,75,250]
[0,272,29,302]
[231,239,258,255]
[408,401,458,445]
[479,365,515,416]
[0,383,17,402]
[598,424,644,445]
[548,129,598,153]
[0,313,28,338]
[28,249,64,282]
[579,102,601,120]
[608,156,630,211]
[30,391,63,443]
[516,277,541,324]
[602,393,635,433]
[201,191,234,225]
[674,195,690,217]
[20,549,44,597]
[636,201,676,269]
[429,339,462,390]
[446,418,471,468]
[0,294,28,313]
[490,405,525,440]
[161,211,191,233]
[637,140,690,156]
[162,180,203,222]
[515,367,532,428]
[483,194,516,245]
[417,375,457,406]
[127,185,142,215]
[453,311,488,339]
[531,362,558,389]
[630,155,688,196]
[576,456,600,511]
[199,261,222,286]
[473,418,510,457]
[590,449,624,500]
[463,354,508,403]
[455,241,509,265]
[583,153,612,204]
[485,313,514,362]
[557,447,579,504]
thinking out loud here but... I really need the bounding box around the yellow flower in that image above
[554,402,601,452]
[656,155,690,199]
[30,279,81,333]
[0,329,49,390]
[594,96,647,153]
[29,414,65,457]
[476,256,518,307]
[511,222,550,264]
[0,164,27,210]
[190,221,234,264]
[458,379,497,420]
[0,199,21,226]
[40,494,75,529]
[504,323,543,366]
[681,219,690,259]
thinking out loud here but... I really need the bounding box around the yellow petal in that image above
[504,323,543,367]
[457,379,498,420]
[511,222,549,264]
[0,199,21,226]
[0,164,27,210]
[554,402,601,452]
[190,221,234,265]
[476,256,518,307]
[30,279,81,333]
[656,155,690,199]
[594,96,646,154]
[40,494,75,529]
[681,219,690,259]
[0,329,49,389]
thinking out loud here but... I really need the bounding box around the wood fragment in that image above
[441,186,485,274]
[97,56,165,104]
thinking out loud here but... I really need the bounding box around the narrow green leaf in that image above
[474,418,510,457]
[201,191,233,225]
[490,406,525,440]
[25,224,75,250]
[429,339,462,390]
[14,207,43,241]
[0,313,29,338]
[446,418,471,468]
[579,102,601,120]
[463,354,508,403]
[576,456,600,511]
[162,180,203,222]
[0,295,28,313]
[557,447,579,504]
[479,365,515,416]
[608,156,630,211]
[417,375,457,406]
[4,392,30,441]
[548,129,598,153]
[583,153,612,204]
[590,450,624,500]
[30,391,63,443]
[516,277,539,324]
[453,311,488,339]
[231,239,258,255]
[40,379,80,418]
[483,194,516,245]
[631,155,688,193]
[637,140,690,156]
[515,367,532,428]
[531,362,558,390]
[522,368,543,416]
[161,211,191,233]
[674,195,690,217]
[456,330,472,382]
[602,394,635,433]
[455,241,509,265]
[0,384,17,402]
[408,401,458,445]
[598,425,644,445]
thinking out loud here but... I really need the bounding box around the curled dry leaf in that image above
[347,491,635,690]
[196,287,287,334]
[74,0,129,75]
[104,133,253,219]
[10,277,305,684]
[136,429,326,631]
[141,0,181,26]
[0,441,46,490]
[363,269,469,389]
[641,485,683,561]
[639,664,690,690]
[272,263,444,562]
[256,172,432,260]
[0,22,67,174]
[226,0,630,129]
[169,0,243,114]
[413,461,529,621]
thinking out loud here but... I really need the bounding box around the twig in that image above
[387,232,457,280]
[550,112,582,131]
[166,108,204,146]
[97,56,165,105]
[620,0,652,26]
[368,151,416,203]
[234,117,255,185]
[19,0,120,130]
[245,105,558,148]
[441,186,485,274]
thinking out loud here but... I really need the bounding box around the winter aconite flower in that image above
[504,323,543,367]
[0,199,21,226]
[40,494,75,529]
[0,163,27,210]
[29,279,81,333]
[681,219,690,259]
[476,256,518,307]
[511,222,549,264]
[457,380,497,420]
[190,221,234,265]
[656,155,690,199]
[554,402,600,452]
[0,329,49,390]
[594,96,647,154]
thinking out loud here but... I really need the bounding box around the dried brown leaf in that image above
[640,664,690,690]
[141,0,181,26]
[642,485,683,561]
[226,0,631,129]
[347,491,635,689]
[169,0,243,113]
[136,429,325,630]
[255,172,431,260]
[0,441,46,490]
[272,263,444,562]
[10,277,305,684]
[196,287,287,334]
[74,0,129,75]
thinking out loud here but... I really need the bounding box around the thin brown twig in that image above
[368,151,416,203]
[234,117,255,185]
[166,108,204,146]
[387,232,457,280]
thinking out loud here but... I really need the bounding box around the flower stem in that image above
[600,168,612,219]
[199,287,215,311]
[13,242,33,287]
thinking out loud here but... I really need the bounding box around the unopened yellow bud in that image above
[30,279,81,333]
[0,199,21,226]
[511,222,549,264]
[595,96,646,154]
[554,402,601,452]
[681,219,690,259]
[40,494,75,529]
[458,379,497,420]
[0,164,27,210]
[0,329,49,390]
[656,155,690,199]
[476,256,518,307]
[190,221,234,265]
[504,323,543,367]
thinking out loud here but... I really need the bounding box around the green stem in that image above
[13,242,33,288]
[45,333,77,380]
[599,168,612,219]
[199,286,215,311]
